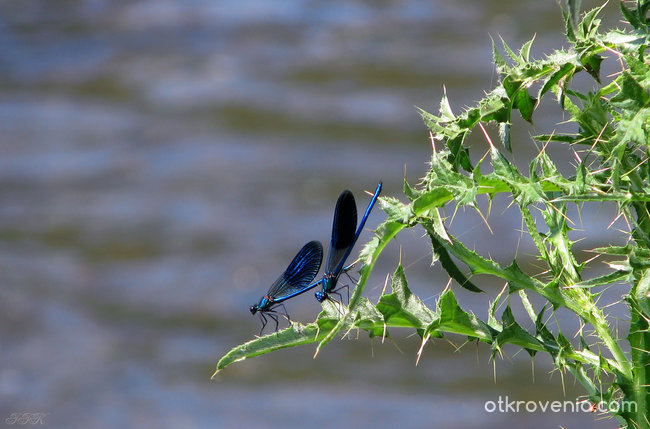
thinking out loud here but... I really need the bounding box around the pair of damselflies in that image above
[250,183,382,334]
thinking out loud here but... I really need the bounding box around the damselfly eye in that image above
[250,305,257,315]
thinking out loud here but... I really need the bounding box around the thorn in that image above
[477,147,490,165]
[548,202,575,226]
[474,205,494,235]
[572,149,582,164]
[591,122,609,151]
[606,210,625,230]
[429,131,437,154]
[416,333,431,366]
[442,278,452,292]
[449,201,461,227]
[387,336,403,354]
[443,337,461,352]
[478,122,495,150]
[531,358,535,384]
[622,156,650,180]
[342,321,356,339]
[381,272,390,296]
[314,323,321,340]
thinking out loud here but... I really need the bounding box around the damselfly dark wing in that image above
[313,183,382,303]
[266,240,323,301]
[326,190,357,275]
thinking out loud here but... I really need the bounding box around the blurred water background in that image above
[0,1,629,428]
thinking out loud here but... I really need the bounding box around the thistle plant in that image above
[215,2,650,427]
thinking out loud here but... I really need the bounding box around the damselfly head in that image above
[249,305,258,315]
[315,291,327,303]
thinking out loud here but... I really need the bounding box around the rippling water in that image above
[0,1,624,428]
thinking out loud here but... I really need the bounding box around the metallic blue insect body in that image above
[314,183,382,303]
[250,240,323,334]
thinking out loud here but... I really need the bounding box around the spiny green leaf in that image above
[421,219,484,293]
[581,53,602,82]
[488,286,507,330]
[213,322,334,375]
[568,270,630,289]
[433,288,493,341]
[500,35,522,65]
[439,90,456,121]
[611,70,650,112]
[490,145,547,205]
[533,134,576,143]
[634,268,650,319]
[518,290,537,323]
[590,244,635,256]
[428,230,483,293]
[492,36,507,73]
[539,62,576,99]
[513,87,536,123]
[352,297,386,338]
[498,121,511,151]
[578,5,605,40]
[495,305,542,356]
[502,74,524,99]
[380,196,412,224]
[478,89,509,123]
[403,177,420,201]
[412,187,452,213]
[566,0,582,30]
[563,4,577,44]
[603,28,650,52]
[376,265,436,330]
[520,36,535,62]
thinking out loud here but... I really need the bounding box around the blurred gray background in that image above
[0,1,627,428]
